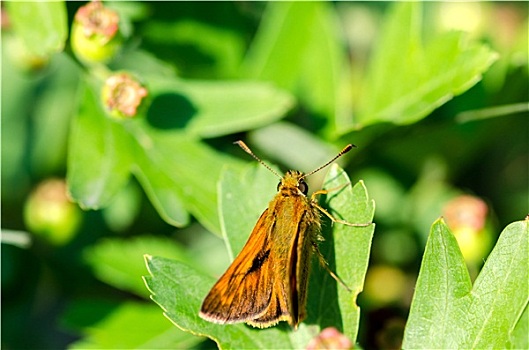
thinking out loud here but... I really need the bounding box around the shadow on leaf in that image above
[147,93,196,129]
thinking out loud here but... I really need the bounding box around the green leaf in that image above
[243,2,350,131]
[6,1,67,57]
[68,72,290,229]
[144,255,300,349]
[101,180,142,232]
[317,165,375,343]
[402,218,529,348]
[69,76,264,230]
[144,164,375,348]
[68,81,132,210]
[351,2,498,129]
[401,219,472,348]
[131,141,190,228]
[128,125,243,233]
[66,301,201,349]
[509,302,528,349]
[143,19,246,78]
[29,54,80,176]
[85,236,194,298]
[146,77,294,139]
[243,2,321,89]
[464,219,529,348]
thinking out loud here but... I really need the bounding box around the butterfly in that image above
[199,141,369,329]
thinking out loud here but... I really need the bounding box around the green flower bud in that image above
[24,179,82,246]
[101,72,148,119]
[443,195,492,265]
[71,1,123,64]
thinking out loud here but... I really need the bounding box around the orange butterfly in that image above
[200,141,369,329]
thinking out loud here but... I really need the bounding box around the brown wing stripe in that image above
[246,249,271,274]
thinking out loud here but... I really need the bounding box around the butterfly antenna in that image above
[302,144,356,179]
[234,141,282,179]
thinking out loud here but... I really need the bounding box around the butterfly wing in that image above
[200,208,288,325]
[247,196,319,329]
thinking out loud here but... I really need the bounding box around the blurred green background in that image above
[2,1,527,349]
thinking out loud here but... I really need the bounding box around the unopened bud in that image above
[101,72,148,119]
[71,1,122,64]
[24,179,82,245]
[443,195,492,264]
[306,327,353,350]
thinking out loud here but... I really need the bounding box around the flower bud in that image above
[71,1,123,64]
[101,72,148,119]
[24,179,82,245]
[443,195,492,265]
[306,327,353,350]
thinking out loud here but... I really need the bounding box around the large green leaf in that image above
[6,1,67,57]
[85,235,195,298]
[402,218,529,348]
[65,301,201,349]
[68,81,132,209]
[509,303,528,349]
[243,2,320,89]
[131,150,190,228]
[29,54,80,176]
[144,164,375,348]
[243,2,350,132]
[465,219,529,348]
[146,78,294,138]
[317,166,375,342]
[127,124,243,233]
[401,219,472,348]
[348,2,498,130]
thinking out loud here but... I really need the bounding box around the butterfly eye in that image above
[277,181,282,191]
[298,179,308,195]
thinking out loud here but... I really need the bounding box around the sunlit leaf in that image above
[403,218,529,348]
[6,1,67,57]
[85,236,194,298]
[66,301,201,349]
[68,82,132,209]
[348,2,498,131]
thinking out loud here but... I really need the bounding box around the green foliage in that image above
[85,235,195,298]
[243,2,349,135]
[5,2,67,57]
[144,164,375,348]
[2,1,527,349]
[403,218,529,348]
[354,2,498,129]
[64,301,201,349]
[67,76,292,232]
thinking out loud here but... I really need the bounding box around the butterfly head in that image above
[277,170,308,196]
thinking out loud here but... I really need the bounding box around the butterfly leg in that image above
[311,187,371,227]
[312,201,371,227]
[311,241,352,292]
